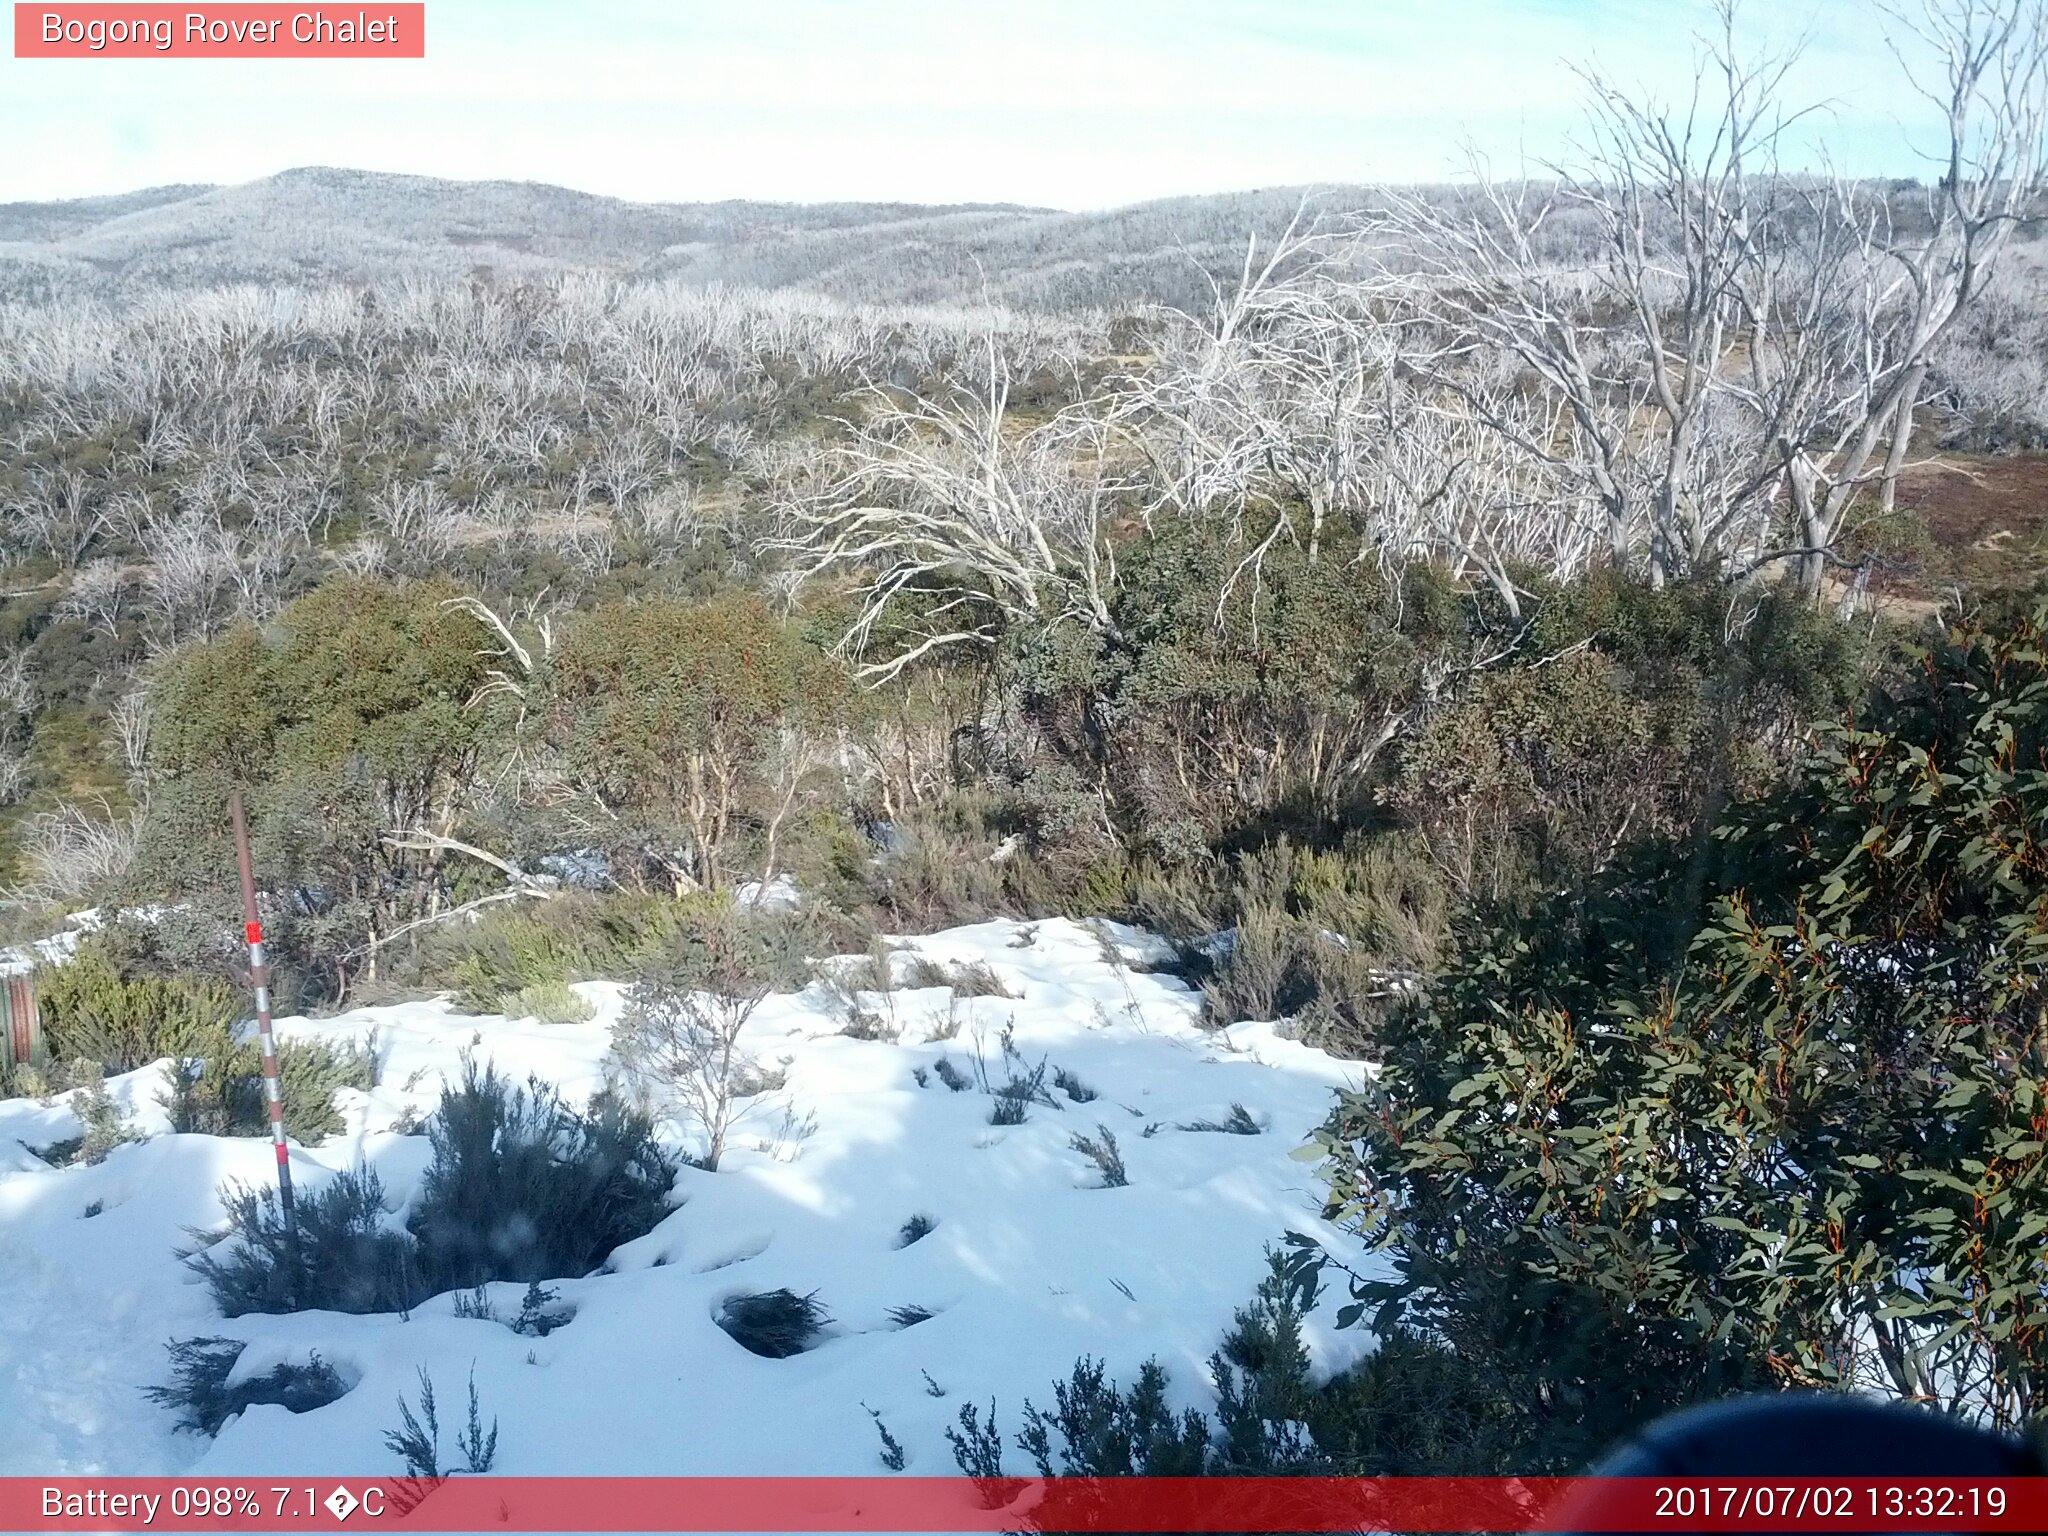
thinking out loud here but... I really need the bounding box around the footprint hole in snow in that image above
[693,1233,773,1273]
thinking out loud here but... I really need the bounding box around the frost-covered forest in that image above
[4,0,2048,1484]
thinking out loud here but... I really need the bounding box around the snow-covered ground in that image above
[0,917,1377,1477]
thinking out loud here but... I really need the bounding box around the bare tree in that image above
[110,685,153,795]
[58,558,128,630]
[613,918,787,1171]
[135,506,234,651]
[1775,0,2048,589]
[10,468,107,570]
[1377,0,2048,594]
[793,339,1122,680]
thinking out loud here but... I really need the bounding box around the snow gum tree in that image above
[135,578,511,992]
[543,592,850,892]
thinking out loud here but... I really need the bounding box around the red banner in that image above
[13,5,424,58]
[4,1476,2047,1532]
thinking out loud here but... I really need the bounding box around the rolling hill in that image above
[0,166,1375,309]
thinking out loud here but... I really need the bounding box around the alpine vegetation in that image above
[5,0,2048,1489]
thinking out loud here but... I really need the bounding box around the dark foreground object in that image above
[1556,1394,2043,1535]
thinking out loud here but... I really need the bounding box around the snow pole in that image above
[230,789,298,1235]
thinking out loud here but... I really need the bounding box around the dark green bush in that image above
[1179,1104,1259,1135]
[897,1213,936,1247]
[1305,601,2048,1450]
[953,1258,1333,1479]
[191,1164,417,1317]
[962,1255,1528,1480]
[145,1337,349,1437]
[37,941,237,1076]
[193,1062,677,1315]
[1008,523,1454,855]
[1305,1328,1530,1476]
[1069,1125,1128,1187]
[407,1060,677,1291]
[718,1288,829,1357]
[1013,1357,1216,1477]
[512,1281,572,1337]
[162,1024,374,1143]
[385,1366,497,1478]
[1053,1066,1096,1103]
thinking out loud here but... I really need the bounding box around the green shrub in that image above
[897,1213,936,1247]
[1009,522,1446,854]
[73,1080,143,1165]
[191,1164,417,1317]
[899,955,1014,997]
[190,1062,674,1316]
[1178,1104,1259,1135]
[834,937,897,995]
[420,889,850,1014]
[1071,857,1137,920]
[1198,903,1392,1054]
[1119,857,1225,947]
[717,1288,829,1358]
[1305,601,2048,1450]
[981,1053,1052,1125]
[408,1060,677,1291]
[145,1337,349,1437]
[870,825,1010,929]
[385,1366,497,1478]
[37,941,237,1076]
[512,1281,572,1337]
[1012,1357,1215,1477]
[1069,1125,1129,1187]
[545,591,850,891]
[431,894,692,1012]
[953,1258,1330,1479]
[139,580,513,999]
[981,1257,1524,1478]
[502,978,594,1024]
[1305,1328,1529,1476]
[163,1024,375,1143]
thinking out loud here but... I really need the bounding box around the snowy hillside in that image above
[0,918,1376,1477]
[0,167,1376,309]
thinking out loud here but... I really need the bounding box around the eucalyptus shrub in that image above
[1306,603,2048,1451]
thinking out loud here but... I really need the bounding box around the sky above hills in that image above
[3,0,1917,208]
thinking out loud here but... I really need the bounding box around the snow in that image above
[0,916,1381,1477]
[0,908,97,975]
[735,874,801,910]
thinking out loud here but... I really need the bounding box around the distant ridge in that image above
[0,166,1377,310]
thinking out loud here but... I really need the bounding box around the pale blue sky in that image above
[2,1,1922,208]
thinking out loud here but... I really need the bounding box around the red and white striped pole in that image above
[230,789,297,1229]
